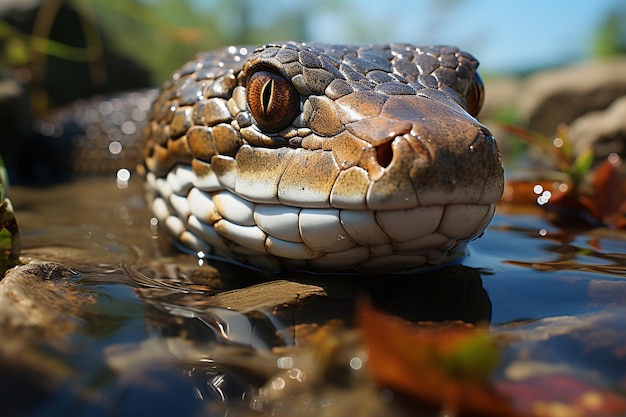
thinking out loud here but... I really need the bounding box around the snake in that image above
[138,42,504,273]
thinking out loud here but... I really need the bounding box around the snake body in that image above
[142,42,504,273]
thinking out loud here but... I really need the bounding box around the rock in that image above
[480,58,626,170]
[0,260,86,413]
[0,261,83,336]
[568,95,626,163]
[517,57,626,136]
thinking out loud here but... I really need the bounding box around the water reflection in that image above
[105,262,492,413]
[506,232,626,275]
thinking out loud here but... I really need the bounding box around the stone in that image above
[516,57,626,136]
[568,95,626,165]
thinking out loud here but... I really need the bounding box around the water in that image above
[4,175,626,416]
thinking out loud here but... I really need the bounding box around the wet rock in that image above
[517,57,626,136]
[0,260,83,340]
[0,260,86,414]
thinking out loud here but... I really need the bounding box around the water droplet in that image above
[277,356,293,369]
[287,367,304,382]
[111,111,125,125]
[349,357,363,370]
[121,121,137,135]
[271,377,286,391]
[537,190,551,205]
[98,101,113,115]
[608,152,621,165]
[109,141,123,155]
[39,122,54,136]
[116,168,130,189]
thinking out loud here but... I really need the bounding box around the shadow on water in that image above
[3,177,626,416]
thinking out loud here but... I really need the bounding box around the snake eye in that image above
[246,70,300,133]
[465,72,485,117]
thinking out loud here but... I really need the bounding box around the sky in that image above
[235,0,625,74]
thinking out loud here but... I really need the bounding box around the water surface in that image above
[4,175,626,416]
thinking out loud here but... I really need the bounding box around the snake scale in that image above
[138,41,504,273]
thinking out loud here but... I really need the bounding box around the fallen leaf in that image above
[357,299,524,417]
[588,155,626,228]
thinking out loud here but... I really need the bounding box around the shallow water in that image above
[4,175,626,416]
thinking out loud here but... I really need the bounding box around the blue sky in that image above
[234,0,624,73]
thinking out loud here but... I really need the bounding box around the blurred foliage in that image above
[0,0,310,94]
[0,0,475,86]
[501,124,626,229]
[86,0,308,83]
[593,4,626,58]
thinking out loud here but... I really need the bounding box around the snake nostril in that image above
[375,141,393,168]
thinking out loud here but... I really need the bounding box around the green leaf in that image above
[571,147,595,186]
[0,156,20,276]
[5,37,30,67]
[443,333,500,381]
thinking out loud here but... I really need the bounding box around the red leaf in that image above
[590,155,626,227]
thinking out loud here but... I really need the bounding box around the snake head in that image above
[143,42,504,273]
[237,42,503,211]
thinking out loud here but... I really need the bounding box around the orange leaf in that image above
[357,300,526,417]
[590,155,626,226]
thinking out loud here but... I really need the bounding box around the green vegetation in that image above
[0,0,310,90]
[593,4,626,58]
[0,156,20,275]
[84,0,309,83]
